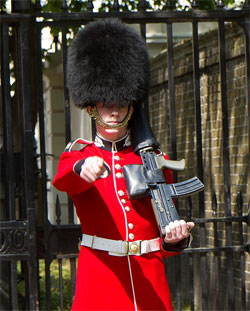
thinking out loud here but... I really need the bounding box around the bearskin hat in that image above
[67,18,150,108]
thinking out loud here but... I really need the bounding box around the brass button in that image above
[129,242,138,254]
[118,190,125,197]
[121,199,126,204]
[128,223,134,229]
[125,206,130,212]
[116,172,123,179]
[114,155,120,161]
[115,164,122,170]
[129,233,134,240]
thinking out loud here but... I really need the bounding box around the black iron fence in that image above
[0,0,249,310]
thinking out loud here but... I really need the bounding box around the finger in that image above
[98,161,108,176]
[187,221,195,231]
[80,169,97,183]
[179,219,189,236]
[80,162,99,182]
[164,225,172,242]
[174,220,182,238]
[94,157,106,176]
[82,158,101,178]
[89,157,102,174]
[96,156,104,168]
[169,222,177,238]
[80,173,94,183]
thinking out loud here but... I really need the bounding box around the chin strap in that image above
[88,105,133,129]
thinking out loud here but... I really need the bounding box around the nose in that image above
[109,107,119,116]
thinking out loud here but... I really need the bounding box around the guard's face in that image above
[88,103,133,141]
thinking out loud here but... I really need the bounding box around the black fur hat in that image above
[67,18,150,108]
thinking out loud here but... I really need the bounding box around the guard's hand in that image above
[80,156,106,183]
[164,220,195,244]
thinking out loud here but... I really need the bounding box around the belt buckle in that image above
[129,240,142,255]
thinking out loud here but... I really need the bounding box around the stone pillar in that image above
[43,52,91,224]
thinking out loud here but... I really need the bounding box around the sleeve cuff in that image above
[73,159,111,179]
[73,159,86,175]
[161,234,193,252]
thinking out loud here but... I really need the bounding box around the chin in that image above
[105,128,119,134]
[97,124,127,141]
[105,129,126,140]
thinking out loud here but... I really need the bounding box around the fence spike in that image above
[86,0,94,12]
[61,0,68,11]
[53,35,60,52]
[35,0,41,11]
[216,0,225,9]
[139,0,147,11]
[243,0,250,8]
[166,0,173,10]
[113,0,120,11]
[191,0,199,8]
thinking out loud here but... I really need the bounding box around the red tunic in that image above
[53,135,179,311]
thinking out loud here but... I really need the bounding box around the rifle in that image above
[123,106,204,238]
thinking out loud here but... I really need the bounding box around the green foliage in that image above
[17,260,73,311]
[42,0,88,13]
[97,0,151,12]
[39,260,72,311]
[0,1,7,11]
[40,0,245,13]
[171,293,194,311]
[17,259,194,311]
[40,0,245,44]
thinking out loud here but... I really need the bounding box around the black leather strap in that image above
[74,159,86,175]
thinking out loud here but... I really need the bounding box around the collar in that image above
[94,133,131,152]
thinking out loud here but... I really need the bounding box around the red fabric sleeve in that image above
[52,151,92,196]
[160,238,181,258]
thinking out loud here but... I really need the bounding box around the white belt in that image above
[81,234,160,256]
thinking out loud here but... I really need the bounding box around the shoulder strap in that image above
[64,138,93,152]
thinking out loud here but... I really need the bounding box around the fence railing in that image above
[1,1,249,310]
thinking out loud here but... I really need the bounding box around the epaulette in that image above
[64,138,92,152]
